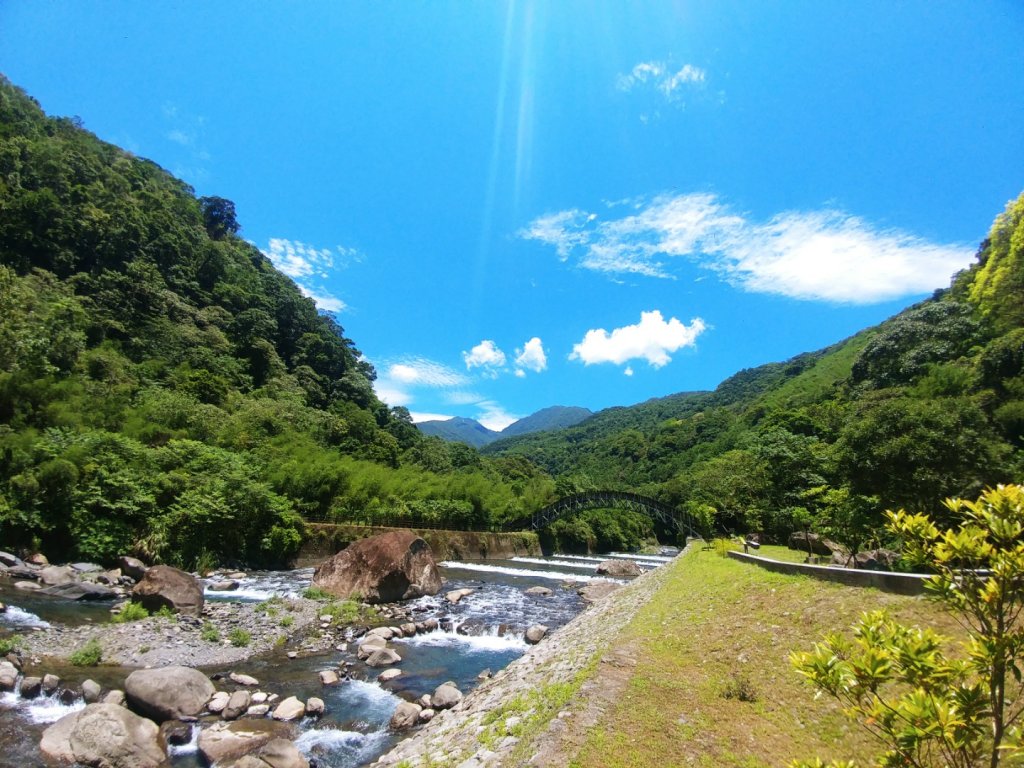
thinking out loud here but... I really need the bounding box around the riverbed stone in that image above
[271,695,305,721]
[103,690,126,706]
[525,624,549,644]
[225,738,310,768]
[378,668,402,683]
[26,552,49,566]
[40,702,167,768]
[365,648,402,668]
[160,721,194,747]
[419,708,435,723]
[319,670,339,685]
[251,691,269,704]
[125,665,215,721]
[39,581,115,601]
[0,551,19,567]
[223,690,251,720]
[595,559,643,578]
[400,622,417,636]
[247,704,271,716]
[577,581,622,603]
[118,556,149,581]
[20,676,42,698]
[38,565,75,586]
[390,701,422,729]
[208,691,230,713]
[306,696,325,717]
[0,601,5,613]
[368,626,395,640]
[42,673,61,694]
[525,586,552,596]
[230,672,260,687]
[82,679,102,703]
[132,565,204,616]
[197,719,294,765]
[15,580,41,590]
[431,683,463,710]
[446,588,474,604]
[311,530,442,604]
[0,662,17,691]
[210,580,240,591]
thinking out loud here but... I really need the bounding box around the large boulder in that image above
[38,565,76,586]
[132,565,204,616]
[39,582,115,601]
[596,559,642,578]
[119,555,149,581]
[125,666,215,721]
[311,531,442,604]
[224,738,310,768]
[577,581,621,603]
[787,532,840,557]
[389,701,422,729]
[197,720,294,765]
[431,683,463,710]
[39,703,167,768]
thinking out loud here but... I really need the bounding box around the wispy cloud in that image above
[262,237,361,314]
[522,193,975,304]
[167,129,192,146]
[374,357,469,410]
[476,401,520,432]
[618,61,706,100]
[570,310,706,370]
[161,102,210,180]
[514,337,547,375]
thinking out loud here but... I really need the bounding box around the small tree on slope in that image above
[790,484,1024,768]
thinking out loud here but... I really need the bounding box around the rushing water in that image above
[0,551,674,767]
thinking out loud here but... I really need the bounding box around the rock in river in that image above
[595,559,642,578]
[311,530,442,603]
[132,565,204,616]
[198,720,294,765]
[125,665,215,721]
[40,703,167,768]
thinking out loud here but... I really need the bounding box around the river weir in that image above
[0,551,673,767]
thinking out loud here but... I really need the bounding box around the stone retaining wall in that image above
[727,550,929,595]
[296,525,541,567]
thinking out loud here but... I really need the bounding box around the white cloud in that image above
[517,209,595,259]
[570,310,706,369]
[476,402,520,432]
[374,382,412,407]
[385,359,467,389]
[522,193,975,304]
[463,340,507,376]
[618,61,706,100]
[409,411,455,424]
[262,237,364,314]
[624,366,634,377]
[297,284,347,313]
[446,390,487,405]
[514,337,547,374]
[167,129,192,145]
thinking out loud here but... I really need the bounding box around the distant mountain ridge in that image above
[416,405,593,447]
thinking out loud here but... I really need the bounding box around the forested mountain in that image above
[417,406,593,447]
[488,194,1024,553]
[0,78,555,567]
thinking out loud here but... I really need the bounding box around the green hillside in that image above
[488,194,1024,551]
[0,78,554,567]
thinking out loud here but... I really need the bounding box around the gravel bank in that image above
[17,598,344,667]
[371,545,688,768]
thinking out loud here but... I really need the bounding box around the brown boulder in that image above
[595,559,642,578]
[787,532,840,557]
[132,565,204,616]
[198,720,294,765]
[40,703,168,768]
[311,531,442,604]
[577,581,621,603]
[125,666,215,721]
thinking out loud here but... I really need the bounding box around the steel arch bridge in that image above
[502,490,701,540]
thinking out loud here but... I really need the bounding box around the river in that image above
[0,551,673,767]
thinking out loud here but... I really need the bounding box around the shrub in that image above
[0,635,22,654]
[302,586,332,601]
[112,602,149,623]
[200,622,220,643]
[228,628,251,647]
[69,638,102,667]
[279,615,294,628]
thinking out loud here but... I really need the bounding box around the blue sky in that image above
[2,2,1022,429]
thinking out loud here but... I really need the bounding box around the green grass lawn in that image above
[566,546,959,768]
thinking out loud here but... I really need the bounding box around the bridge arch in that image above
[503,490,701,540]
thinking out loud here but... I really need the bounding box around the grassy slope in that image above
[564,547,960,768]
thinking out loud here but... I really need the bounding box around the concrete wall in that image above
[727,550,930,596]
[297,524,542,568]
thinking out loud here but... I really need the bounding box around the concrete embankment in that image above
[370,546,689,768]
[296,525,541,568]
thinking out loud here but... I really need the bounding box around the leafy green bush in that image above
[200,622,220,643]
[0,635,22,654]
[111,602,149,623]
[69,638,102,667]
[228,628,251,647]
[302,587,332,601]
[320,600,361,625]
